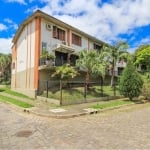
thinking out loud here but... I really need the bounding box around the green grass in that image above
[0,88,32,99]
[91,99,134,110]
[0,95,33,108]
[43,85,120,101]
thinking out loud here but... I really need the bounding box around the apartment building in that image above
[11,10,110,98]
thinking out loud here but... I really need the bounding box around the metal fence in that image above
[38,79,120,105]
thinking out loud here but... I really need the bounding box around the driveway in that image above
[0,102,150,149]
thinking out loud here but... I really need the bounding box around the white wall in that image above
[16,27,27,72]
[16,20,35,73]
[40,19,96,54]
[41,19,67,54]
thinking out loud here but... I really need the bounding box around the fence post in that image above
[60,80,62,105]
[46,80,48,98]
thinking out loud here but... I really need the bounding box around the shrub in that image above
[119,60,143,100]
[142,83,150,100]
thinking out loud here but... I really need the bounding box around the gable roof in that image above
[12,10,110,47]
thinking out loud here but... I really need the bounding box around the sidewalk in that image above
[25,100,101,119]
[25,98,133,119]
[0,92,144,119]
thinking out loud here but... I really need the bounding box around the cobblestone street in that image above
[0,102,150,150]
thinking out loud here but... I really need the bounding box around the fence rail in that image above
[38,80,120,105]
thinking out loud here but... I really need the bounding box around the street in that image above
[0,102,150,149]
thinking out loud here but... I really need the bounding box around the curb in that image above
[21,100,150,119]
[24,102,147,119]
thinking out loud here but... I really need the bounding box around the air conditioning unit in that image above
[46,24,52,30]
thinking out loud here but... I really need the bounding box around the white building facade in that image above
[11,10,109,98]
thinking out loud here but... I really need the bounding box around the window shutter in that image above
[53,26,57,38]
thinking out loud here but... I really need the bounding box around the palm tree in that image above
[109,41,129,87]
[51,64,78,105]
[76,49,109,95]
[91,47,110,95]
[76,50,98,83]
[51,64,77,80]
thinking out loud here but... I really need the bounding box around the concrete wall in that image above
[40,19,97,54]
[11,20,36,96]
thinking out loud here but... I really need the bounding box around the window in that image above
[72,33,82,46]
[93,43,102,51]
[53,26,65,41]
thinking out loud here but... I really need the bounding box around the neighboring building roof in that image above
[12,10,110,47]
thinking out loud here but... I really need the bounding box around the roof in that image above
[12,10,110,47]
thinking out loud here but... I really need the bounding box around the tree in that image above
[109,41,129,87]
[51,64,78,105]
[51,64,77,80]
[91,48,110,95]
[134,44,150,71]
[119,60,143,100]
[0,53,11,83]
[76,50,99,82]
[76,48,109,95]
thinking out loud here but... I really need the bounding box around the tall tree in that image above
[76,50,98,82]
[134,44,150,71]
[0,53,11,83]
[91,48,109,95]
[119,59,143,100]
[109,41,129,87]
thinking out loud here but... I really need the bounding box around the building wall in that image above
[41,19,68,54]
[40,19,96,54]
[11,15,105,98]
[11,19,36,93]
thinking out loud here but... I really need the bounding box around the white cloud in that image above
[25,6,39,13]
[0,38,12,54]
[128,36,150,53]
[5,0,26,5]
[0,23,7,31]
[4,18,18,30]
[36,0,150,44]
[140,37,150,44]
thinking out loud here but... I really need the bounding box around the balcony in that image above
[52,43,75,53]
[39,45,78,70]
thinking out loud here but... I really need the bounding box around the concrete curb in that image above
[23,102,149,119]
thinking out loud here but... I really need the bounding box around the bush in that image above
[119,60,143,100]
[141,81,150,101]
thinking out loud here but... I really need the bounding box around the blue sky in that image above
[0,0,150,54]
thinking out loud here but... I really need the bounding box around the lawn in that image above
[0,87,33,108]
[42,85,120,102]
[91,99,134,110]
[0,95,33,108]
[0,87,32,99]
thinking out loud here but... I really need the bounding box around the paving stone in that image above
[0,102,150,149]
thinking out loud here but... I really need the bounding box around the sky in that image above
[0,0,150,54]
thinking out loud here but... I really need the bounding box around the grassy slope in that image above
[43,86,120,101]
[91,99,134,109]
[0,88,33,108]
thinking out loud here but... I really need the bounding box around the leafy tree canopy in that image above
[119,60,143,100]
[51,64,78,80]
[134,44,150,69]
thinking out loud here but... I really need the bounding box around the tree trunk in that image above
[100,76,103,96]
[60,80,63,105]
[110,58,115,87]
[86,72,90,89]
